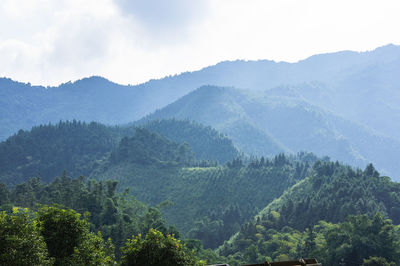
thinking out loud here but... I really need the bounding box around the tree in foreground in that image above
[38,205,115,265]
[0,207,53,265]
[121,228,204,266]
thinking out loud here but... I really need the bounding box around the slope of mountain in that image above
[1,44,399,146]
[140,85,400,179]
[140,119,240,163]
[0,175,158,259]
[139,86,289,157]
[92,141,313,248]
[219,161,400,263]
[0,119,240,185]
[0,118,316,248]
[0,76,146,140]
[0,120,118,185]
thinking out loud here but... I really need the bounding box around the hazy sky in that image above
[1,0,399,86]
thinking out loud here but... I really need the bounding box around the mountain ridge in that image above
[1,43,399,140]
[139,84,400,179]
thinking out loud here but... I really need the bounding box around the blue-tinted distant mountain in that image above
[1,44,399,141]
[140,85,400,179]
[0,76,143,140]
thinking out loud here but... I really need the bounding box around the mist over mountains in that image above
[1,44,400,178]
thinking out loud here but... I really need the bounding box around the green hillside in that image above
[3,123,400,264]
[0,121,119,185]
[219,161,400,264]
[94,138,315,248]
[139,119,240,163]
[0,174,177,259]
[3,118,400,264]
[140,85,400,179]
[0,119,239,185]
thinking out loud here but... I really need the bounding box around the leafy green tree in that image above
[0,208,53,265]
[363,256,396,266]
[121,228,203,266]
[38,205,115,265]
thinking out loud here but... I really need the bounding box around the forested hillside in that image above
[3,121,400,264]
[0,119,239,185]
[95,150,315,248]
[0,174,183,259]
[219,161,400,264]
[0,121,119,185]
[257,162,400,228]
[139,119,240,163]
[4,152,400,265]
[141,85,400,179]
[0,119,320,251]
[0,177,216,264]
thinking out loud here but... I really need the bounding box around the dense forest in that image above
[218,162,400,264]
[3,158,400,265]
[0,174,175,258]
[2,118,400,265]
[137,119,240,163]
[0,121,119,185]
[0,119,239,185]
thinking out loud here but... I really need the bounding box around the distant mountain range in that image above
[1,44,399,178]
[139,85,400,179]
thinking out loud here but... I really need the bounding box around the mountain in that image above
[140,119,240,163]
[0,76,146,140]
[219,161,400,264]
[139,86,288,157]
[139,85,400,179]
[0,121,119,185]
[1,44,399,144]
[0,118,317,249]
[92,142,314,248]
[0,119,239,185]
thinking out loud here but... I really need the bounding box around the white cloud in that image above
[0,0,399,86]
[114,0,209,40]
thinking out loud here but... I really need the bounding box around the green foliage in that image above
[38,205,115,265]
[0,120,118,184]
[70,231,115,265]
[256,161,400,230]
[38,206,87,260]
[0,174,172,259]
[219,160,400,264]
[0,118,238,185]
[0,208,53,265]
[4,115,400,265]
[98,152,312,248]
[121,228,202,266]
[0,205,115,265]
[221,213,400,265]
[110,127,194,165]
[321,214,400,265]
[141,119,240,163]
[363,256,396,266]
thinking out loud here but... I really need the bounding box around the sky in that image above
[0,0,399,86]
